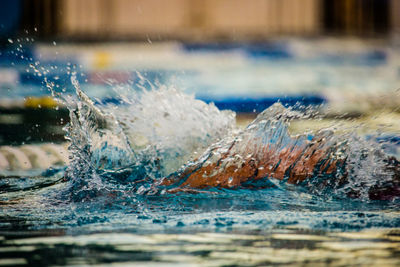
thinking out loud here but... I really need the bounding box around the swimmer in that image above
[158,105,400,201]
[74,91,399,201]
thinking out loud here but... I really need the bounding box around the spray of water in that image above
[155,103,398,200]
[62,73,235,198]
[38,70,397,202]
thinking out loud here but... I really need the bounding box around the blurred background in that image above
[1,0,399,40]
[0,0,399,171]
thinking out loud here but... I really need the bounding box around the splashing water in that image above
[63,74,236,199]
[1,71,399,236]
[155,103,399,201]
[60,74,399,203]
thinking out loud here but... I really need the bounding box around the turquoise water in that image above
[1,39,400,266]
[1,82,400,265]
[1,167,400,265]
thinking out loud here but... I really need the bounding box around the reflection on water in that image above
[1,220,400,266]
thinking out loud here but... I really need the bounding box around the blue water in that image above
[1,39,400,266]
[1,84,399,235]
[1,169,400,232]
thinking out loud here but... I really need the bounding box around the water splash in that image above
[1,74,400,235]
[61,73,399,202]
[63,74,235,199]
[156,103,399,201]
